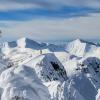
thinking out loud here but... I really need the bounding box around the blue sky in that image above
[0,0,100,42]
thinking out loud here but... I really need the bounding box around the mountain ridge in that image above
[0,37,100,100]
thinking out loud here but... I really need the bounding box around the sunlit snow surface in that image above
[0,37,100,100]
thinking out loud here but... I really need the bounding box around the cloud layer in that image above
[0,0,100,20]
[0,13,100,41]
[0,0,100,41]
[0,0,100,11]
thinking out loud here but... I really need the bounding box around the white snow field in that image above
[0,37,100,100]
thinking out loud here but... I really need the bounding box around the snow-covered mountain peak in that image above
[25,53,67,82]
[17,37,38,44]
[69,38,98,47]
[17,37,42,49]
[17,37,26,41]
[72,38,83,43]
[66,39,99,57]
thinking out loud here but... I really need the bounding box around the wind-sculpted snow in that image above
[0,65,51,100]
[0,38,100,100]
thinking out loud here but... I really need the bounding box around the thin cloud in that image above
[0,0,99,21]
[0,2,45,11]
[0,1,53,11]
[0,0,100,11]
[0,13,100,41]
[0,6,100,21]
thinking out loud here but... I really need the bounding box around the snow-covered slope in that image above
[0,37,100,100]
[0,65,50,100]
[65,39,99,57]
[80,57,100,89]
[25,53,67,82]
[17,37,46,50]
[44,81,85,100]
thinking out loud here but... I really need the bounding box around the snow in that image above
[54,51,70,64]
[44,80,85,100]
[66,39,86,57]
[0,37,100,100]
[72,73,97,100]
[24,53,67,82]
[66,39,99,57]
[64,59,78,78]
[96,89,100,100]
[0,65,51,100]
[17,37,46,50]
